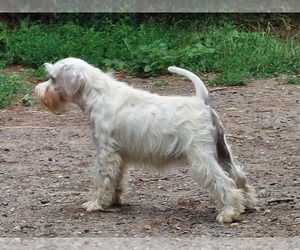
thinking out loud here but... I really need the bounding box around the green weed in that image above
[26,66,48,81]
[0,74,30,108]
[0,16,299,91]
[283,75,300,84]
[153,79,169,87]
[21,93,33,107]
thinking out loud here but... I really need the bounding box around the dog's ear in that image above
[63,66,85,96]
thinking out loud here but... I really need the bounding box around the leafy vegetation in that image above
[283,75,300,84]
[0,73,31,108]
[0,14,299,108]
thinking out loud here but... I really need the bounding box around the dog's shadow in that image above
[118,202,215,224]
[57,198,255,234]
[77,199,217,225]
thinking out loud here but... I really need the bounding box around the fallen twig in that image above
[267,198,294,204]
[139,176,169,182]
[209,87,228,92]
[226,134,244,140]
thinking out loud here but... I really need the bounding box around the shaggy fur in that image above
[35,57,256,223]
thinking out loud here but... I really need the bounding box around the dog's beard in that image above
[36,85,66,115]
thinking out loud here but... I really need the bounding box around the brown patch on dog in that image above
[41,86,65,114]
[210,109,253,199]
[210,109,232,170]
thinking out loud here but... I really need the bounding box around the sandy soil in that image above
[0,75,299,237]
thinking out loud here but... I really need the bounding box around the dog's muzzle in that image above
[35,82,65,115]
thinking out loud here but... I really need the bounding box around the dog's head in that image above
[35,58,89,114]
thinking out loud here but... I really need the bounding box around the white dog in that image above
[35,57,256,223]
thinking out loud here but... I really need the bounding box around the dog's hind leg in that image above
[211,109,257,209]
[217,135,257,210]
[188,147,245,223]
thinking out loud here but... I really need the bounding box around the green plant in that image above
[22,93,33,107]
[27,66,48,81]
[0,16,299,86]
[0,74,27,108]
[283,75,300,84]
[153,79,169,87]
[0,22,10,68]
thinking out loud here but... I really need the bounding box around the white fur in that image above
[35,58,256,223]
[168,66,209,102]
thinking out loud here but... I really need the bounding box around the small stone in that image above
[0,156,6,163]
[40,199,50,204]
[263,209,272,215]
[14,226,22,231]
[257,189,269,198]
[144,224,152,230]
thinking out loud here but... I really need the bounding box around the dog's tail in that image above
[168,66,209,103]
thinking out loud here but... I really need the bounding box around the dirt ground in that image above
[0,75,299,238]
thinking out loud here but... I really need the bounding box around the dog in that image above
[35,57,256,223]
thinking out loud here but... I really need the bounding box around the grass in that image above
[0,15,299,108]
[1,19,299,82]
[283,75,300,84]
[0,73,32,108]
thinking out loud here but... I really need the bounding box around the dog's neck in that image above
[71,91,86,111]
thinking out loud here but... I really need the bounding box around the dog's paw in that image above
[243,187,257,210]
[216,206,241,224]
[82,200,103,212]
[244,197,257,210]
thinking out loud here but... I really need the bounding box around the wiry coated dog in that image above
[35,57,256,223]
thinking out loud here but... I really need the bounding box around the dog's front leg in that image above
[82,144,123,212]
